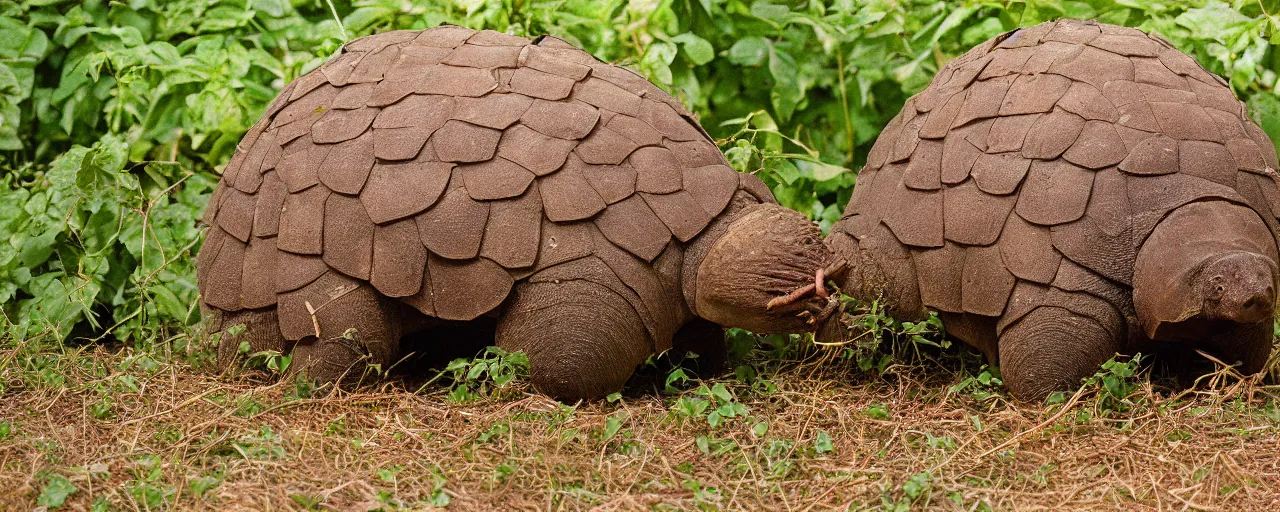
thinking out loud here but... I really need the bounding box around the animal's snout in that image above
[1203,252,1278,324]
[1236,289,1273,322]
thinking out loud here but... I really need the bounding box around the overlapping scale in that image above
[831,18,1280,346]
[197,25,784,332]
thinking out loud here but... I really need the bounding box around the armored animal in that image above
[197,27,841,401]
[826,19,1280,399]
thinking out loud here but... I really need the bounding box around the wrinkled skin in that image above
[695,205,842,334]
[1197,252,1276,325]
[497,201,837,400]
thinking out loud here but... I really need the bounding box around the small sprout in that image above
[376,465,402,484]
[244,350,291,374]
[813,430,834,454]
[291,494,323,509]
[1045,391,1067,405]
[37,474,78,509]
[694,383,749,428]
[90,399,114,420]
[970,414,984,432]
[603,412,626,442]
[902,471,932,500]
[664,368,691,394]
[190,473,222,497]
[427,473,451,507]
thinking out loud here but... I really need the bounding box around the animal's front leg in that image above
[496,263,653,402]
[212,307,287,372]
[999,301,1124,401]
[277,273,403,385]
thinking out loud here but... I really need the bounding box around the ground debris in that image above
[0,342,1277,511]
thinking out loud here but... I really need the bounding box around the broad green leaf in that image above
[798,160,849,182]
[672,32,715,65]
[1176,2,1254,42]
[813,430,834,454]
[725,139,754,172]
[641,41,677,85]
[929,5,978,46]
[603,413,624,440]
[767,46,802,121]
[1248,93,1280,156]
[728,37,769,66]
[252,0,290,17]
[37,474,78,509]
[750,1,791,22]
[765,157,801,184]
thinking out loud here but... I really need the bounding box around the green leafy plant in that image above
[602,411,627,442]
[432,346,530,403]
[670,382,751,428]
[682,478,724,511]
[864,402,890,420]
[949,365,1004,402]
[828,297,948,373]
[1,0,344,344]
[231,425,286,461]
[1081,354,1146,414]
[813,430,835,454]
[36,473,77,509]
[425,472,451,508]
[124,454,176,509]
[241,347,291,374]
[881,471,934,511]
[189,470,223,498]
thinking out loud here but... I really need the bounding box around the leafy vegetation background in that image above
[2,0,1280,345]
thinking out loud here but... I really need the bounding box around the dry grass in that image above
[1,333,1278,511]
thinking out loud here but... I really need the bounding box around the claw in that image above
[766,283,817,310]
[766,264,840,311]
[814,268,828,299]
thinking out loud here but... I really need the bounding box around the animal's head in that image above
[694,204,846,334]
[1195,251,1277,325]
[1134,201,1278,372]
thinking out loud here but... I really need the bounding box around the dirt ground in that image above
[1,333,1278,511]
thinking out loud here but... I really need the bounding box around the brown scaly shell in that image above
[197,26,777,343]
[831,18,1280,333]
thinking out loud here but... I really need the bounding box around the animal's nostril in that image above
[1242,291,1273,312]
